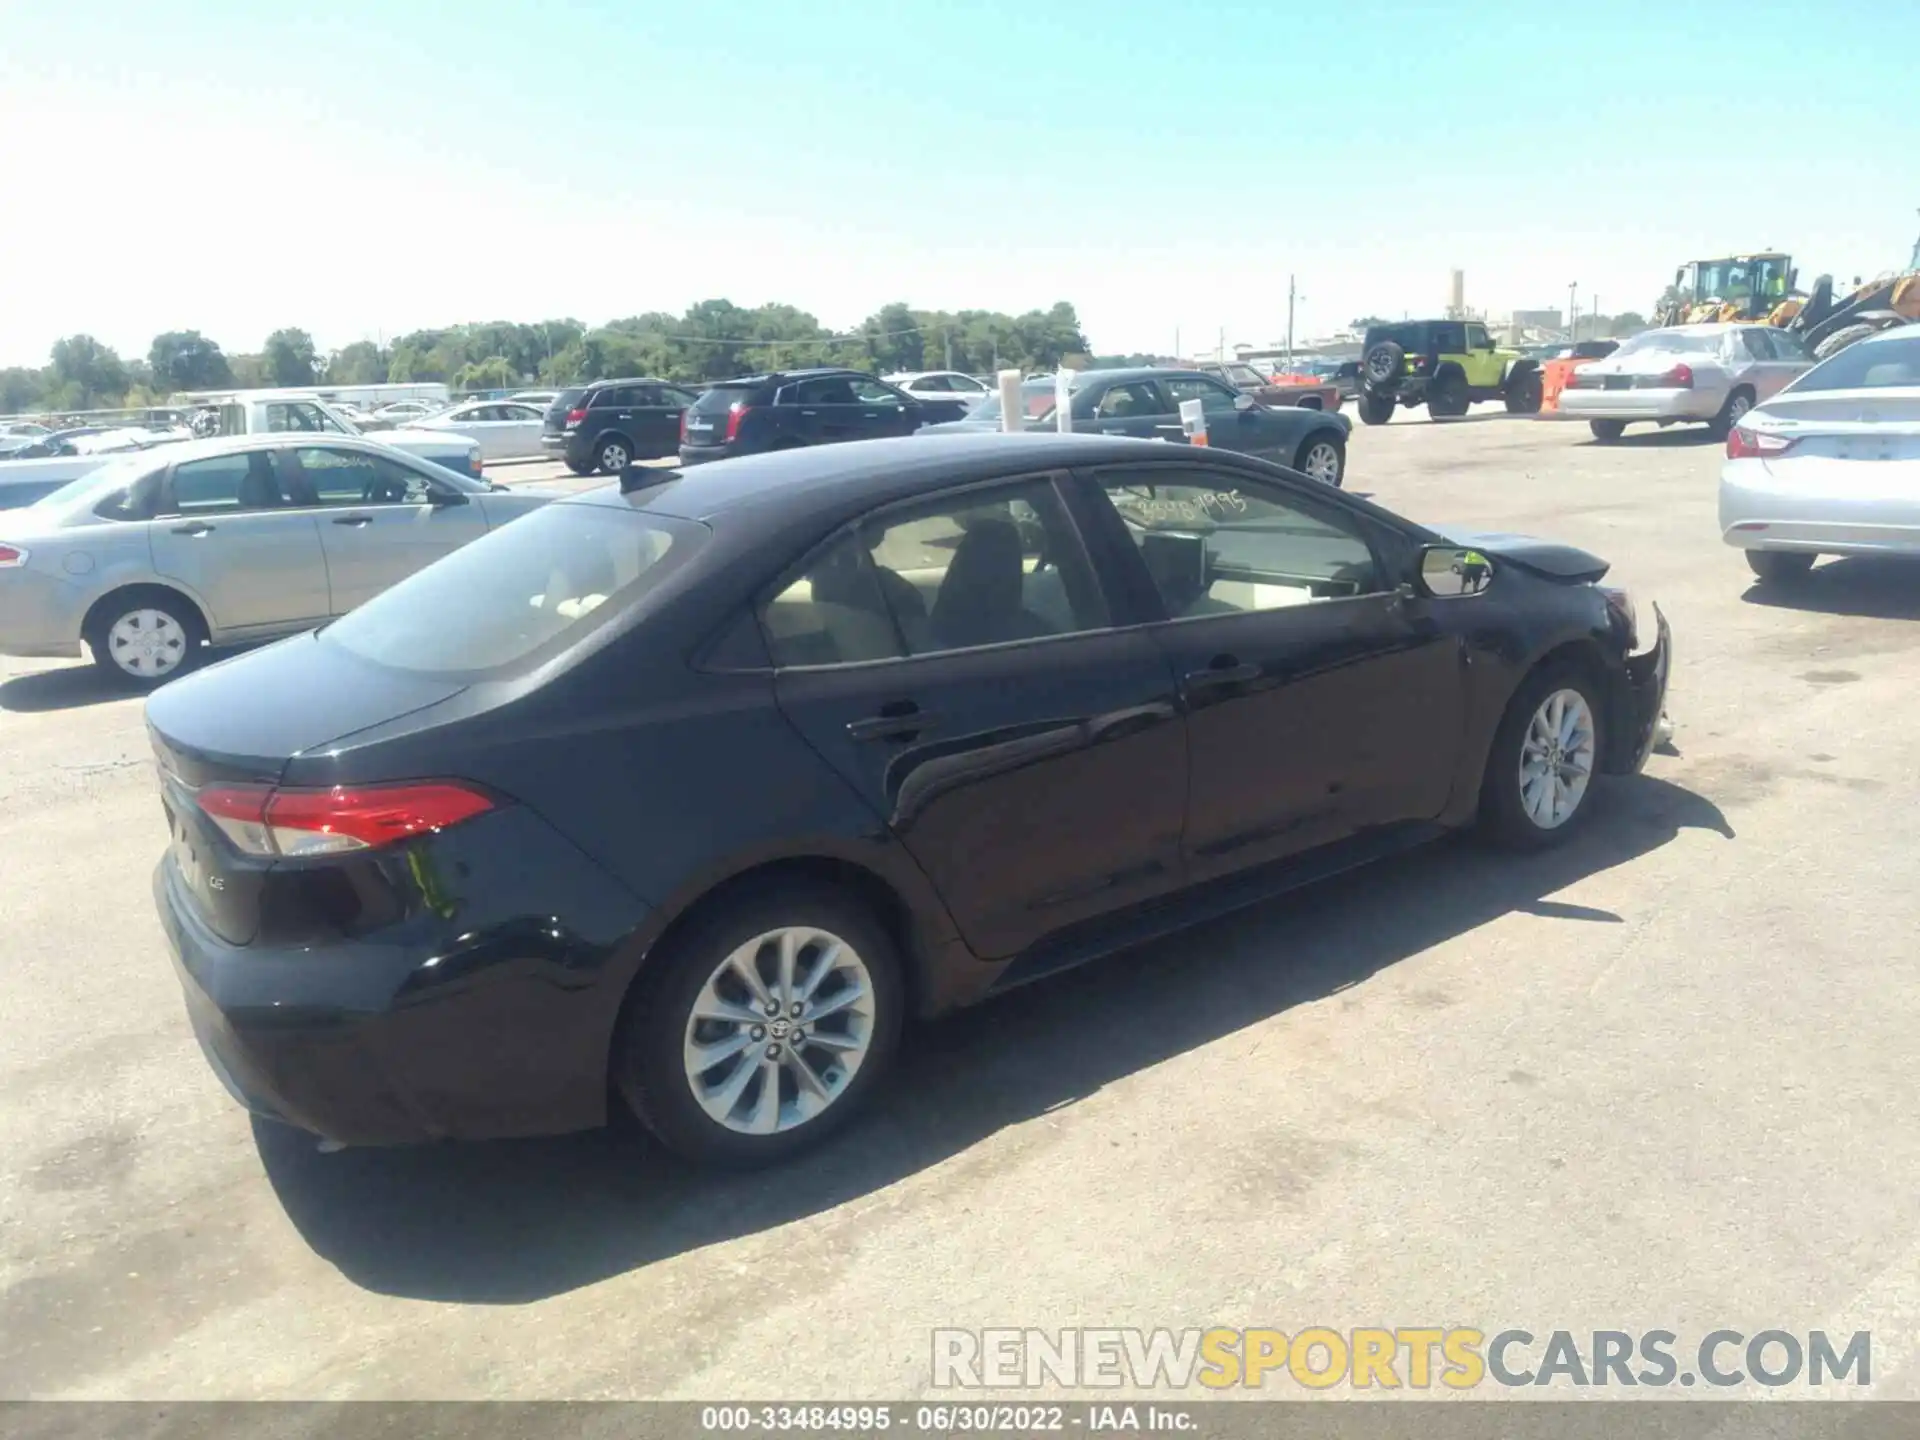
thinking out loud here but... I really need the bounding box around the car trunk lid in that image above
[543,388,587,438]
[147,634,468,945]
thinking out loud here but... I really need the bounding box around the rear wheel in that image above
[595,435,633,473]
[85,586,207,688]
[1708,387,1755,441]
[1477,665,1605,850]
[1746,550,1815,585]
[1293,434,1345,487]
[614,881,905,1167]
[1358,392,1395,426]
[1589,419,1627,443]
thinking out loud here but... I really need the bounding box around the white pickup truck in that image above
[0,396,484,510]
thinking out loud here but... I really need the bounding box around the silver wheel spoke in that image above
[803,1028,862,1052]
[776,929,800,1008]
[797,940,841,1001]
[687,1029,754,1072]
[747,1058,782,1134]
[786,1048,832,1100]
[693,995,763,1026]
[1516,687,1596,830]
[703,1051,761,1120]
[805,982,867,1023]
[728,951,775,1009]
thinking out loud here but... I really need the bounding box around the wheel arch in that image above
[81,580,212,648]
[1432,360,1470,384]
[1446,631,1616,827]
[1504,358,1541,385]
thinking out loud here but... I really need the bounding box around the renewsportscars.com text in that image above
[932,1327,1871,1390]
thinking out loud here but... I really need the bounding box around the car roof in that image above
[65,432,426,467]
[570,433,1255,530]
[582,376,669,388]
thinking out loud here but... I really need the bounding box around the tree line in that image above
[1,300,1102,416]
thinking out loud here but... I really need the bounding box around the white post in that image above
[1179,397,1208,447]
[1054,369,1073,434]
[996,369,1023,434]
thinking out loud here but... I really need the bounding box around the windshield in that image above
[1613,329,1723,357]
[1788,334,1920,392]
[966,379,1073,425]
[320,501,705,678]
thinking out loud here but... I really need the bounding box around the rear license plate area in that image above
[1603,376,1631,391]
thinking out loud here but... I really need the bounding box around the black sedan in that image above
[921,367,1352,486]
[147,433,1669,1167]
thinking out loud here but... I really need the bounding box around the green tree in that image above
[1608,311,1649,336]
[261,328,319,386]
[147,331,233,393]
[453,356,517,391]
[49,334,129,407]
[327,341,389,385]
[861,302,923,374]
[1,366,48,414]
[229,353,269,388]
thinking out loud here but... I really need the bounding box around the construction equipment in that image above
[1653,221,1920,360]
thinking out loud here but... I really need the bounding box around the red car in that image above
[1199,361,1344,415]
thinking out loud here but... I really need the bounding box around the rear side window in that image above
[693,385,759,414]
[319,503,705,677]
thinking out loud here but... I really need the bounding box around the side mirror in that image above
[429,488,469,507]
[1416,545,1493,598]
[1234,393,1258,412]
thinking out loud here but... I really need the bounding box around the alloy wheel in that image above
[1300,441,1342,485]
[600,441,630,471]
[1518,688,1596,830]
[107,609,188,680]
[682,926,876,1135]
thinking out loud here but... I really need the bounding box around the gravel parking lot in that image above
[5,409,1920,1401]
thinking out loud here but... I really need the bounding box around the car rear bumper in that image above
[1552,387,1724,422]
[0,569,91,657]
[1720,461,1920,554]
[152,819,653,1146]
[1603,605,1671,776]
[676,443,741,466]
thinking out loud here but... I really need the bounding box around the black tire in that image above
[1362,341,1405,388]
[564,457,595,476]
[614,880,906,1168]
[1292,433,1346,487]
[1428,371,1469,419]
[594,434,634,474]
[1476,662,1607,851]
[1746,550,1815,584]
[1589,419,1627,443]
[1813,323,1874,361]
[84,585,208,689]
[1358,392,1395,426]
[1504,368,1544,414]
[1707,386,1755,441]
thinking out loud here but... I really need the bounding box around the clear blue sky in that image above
[2,0,1914,366]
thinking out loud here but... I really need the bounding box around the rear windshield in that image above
[319,502,705,678]
[692,385,759,414]
[1365,324,1427,348]
[1613,330,1722,357]
[1791,333,1920,392]
[547,388,586,414]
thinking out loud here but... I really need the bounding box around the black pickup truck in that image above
[677,368,971,465]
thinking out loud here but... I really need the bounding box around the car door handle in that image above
[616,412,634,419]
[1182,660,1260,692]
[847,708,940,742]
[169,522,213,536]
[331,515,373,527]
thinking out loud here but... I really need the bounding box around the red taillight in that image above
[197,782,494,858]
[679,410,689,442]
[0,543,26,568]
[1663,363,1693,388]
[725,403,751,442]
[565,407,589,426]
[1726,426,1796,460]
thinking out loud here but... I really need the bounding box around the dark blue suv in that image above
[677,368,971,465]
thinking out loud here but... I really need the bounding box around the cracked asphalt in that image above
[4,410,1919,1401]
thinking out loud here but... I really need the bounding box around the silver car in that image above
[413,400,549,461]
[1719,325,1920,585]
[0,433,557,685]
[1554,323,1813,442]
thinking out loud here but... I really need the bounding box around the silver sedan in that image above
[0,433,558,685]
[413,400,549,461]
[1719,326,1920,585]
[1554,323,1813,442]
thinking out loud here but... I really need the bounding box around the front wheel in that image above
[1357,392,1394,426]
[1589,419,1627,443]
[1428,373,1469,419]
[1746,550,1815,585]
[614,882,905,1167]
[1293,434,1345,487]
[1477,666,1606,850]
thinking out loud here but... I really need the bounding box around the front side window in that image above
[790,376,860,405]
[760,478,1109,666]
[850,377,904,405]
[1163,377,1241,415]
[911,374,953,392]
[264,401,346,434]
[1095,468,1380,619]
[1466,324,1492,350]
[286,447,433,506]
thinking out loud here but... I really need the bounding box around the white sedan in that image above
[1719,326,1920,585]
[412,400,549,461]
[884,370,994,408]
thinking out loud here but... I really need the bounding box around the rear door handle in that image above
[847,709,941,742]
[332,515,373,527]
[1182,660,1260,692]
[170,522,213,536]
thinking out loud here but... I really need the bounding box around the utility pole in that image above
[1286,274,1299,369]
[1217,326,1225,363]
[1568,282,1579,343]
[1592,295,1600,339]
[944,328,953,371]
[1174,325,1181,362]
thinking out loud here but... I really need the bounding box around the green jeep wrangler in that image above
[1355,319,1544,425]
